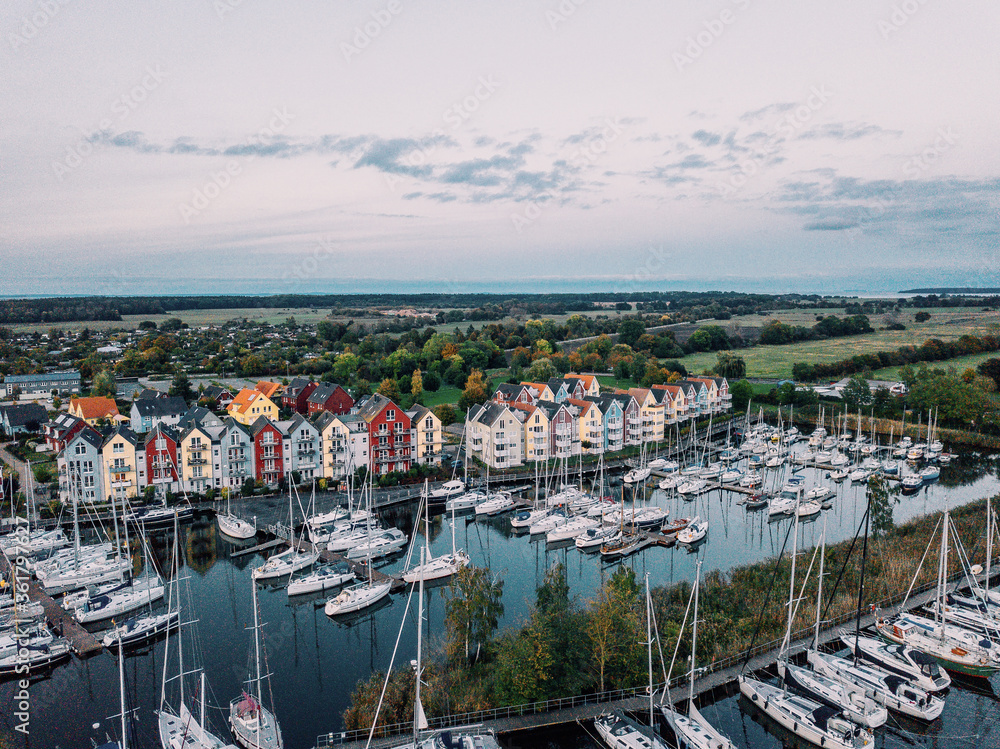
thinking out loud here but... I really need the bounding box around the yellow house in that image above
[567,398,604,455]
[70,396,121,427]
[179,425,215,495]
[511,403,550,462]
[314,412,369,481]
[101,426,140,502]
[227,388,278,426]
[652,384,688,426]
[521,381,555,402]
[407,405,443,465]
[623,388,664,445]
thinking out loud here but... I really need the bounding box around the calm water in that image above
[4,445,1000,749]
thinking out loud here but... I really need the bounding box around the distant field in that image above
[421,385,462,408]
[680,308,1000,379]
[9,307,345,333]
[870,351,1000,380]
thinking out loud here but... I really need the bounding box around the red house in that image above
[144,425,179,497]
[43,413,87,453]
[356,394,411,475]
[306,383,354,416]
[281,378,318,415]
[251,417,285,486]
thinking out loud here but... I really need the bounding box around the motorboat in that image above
[676,517,707,545]
[103,609,180,649]
[677,479,708,496]
[919,466,940,482]
[840,631,951,692]
[446,490,488,512]
[849,468,872,483]
[739,472,763,488]
[806,486,833,501]
[901,474,923,491]
[594,710,669,749]
[875,612,1000,677]
[429,479,466,501]
[474,493,515,516]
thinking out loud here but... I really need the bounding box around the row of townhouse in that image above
[55,395,444,503]
[469,375,731,469]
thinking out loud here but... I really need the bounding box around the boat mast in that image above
[689,559,701,707]
[118,629,128,749]
[781,499,801,678]
[987,496,993,601]
[814,513,826,649]
[252,578,263,745]
[413,546,425,747]
[853,482,870,665]
[646,572,653,726]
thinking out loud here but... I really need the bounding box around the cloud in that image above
[739,102,797,122]
[797,122,901,141]
[691,129,721,147]
[803,219,859,231]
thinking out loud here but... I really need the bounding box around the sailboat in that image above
[875,512,1000,676]
[229,579,283,749]
[658,560,737,749]
[217,492,257,541]
[253,483,319,582]
[739,507,875,748]
[157,515,239,749]
[402,482,470,583]
[325,475,392,615]
[775,518,887,728]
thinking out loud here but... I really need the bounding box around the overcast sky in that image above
[2,1,998,296]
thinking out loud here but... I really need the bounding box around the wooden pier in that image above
[0,551,103,656]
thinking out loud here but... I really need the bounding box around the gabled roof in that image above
[67,426,103,451]
[179,422,217,442]
[493,383,524,399]
[0,403,47,429]
[285,377,311,393]
[507,402,539,418]
[222,417,253,438]
[565,397,599,417]
[255,380,283,399]
[229,388,274,414]
[355,393,400,423]
[133,388,162,401]
[101,425,139,449]
[286,412,319,434]
[406,404,433,421]
[70,396,119,421]
[469,401,512,428]
[312,410,339,433]
[202,384,232,400]
[132,396,188,419]
[534,399,571,420]
[177,406,222,430]
[566,372,599,391]
[144,423,179,446]
[250,416,284,437]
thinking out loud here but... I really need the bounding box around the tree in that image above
[435,403,456,427]
[867,474,897,539]
[377,378,401,402]
[714,351,746,379]
[458,369,490,411]
[842,374,873,411]
[526,357,556,382]
[91,369,116,398]
[422,370,442,392]
[730,379,753,410]
[978,358,1000,390]
[445,565,505,663]
[169,370,193,403]
[586,565,644,692]
[411,369,423,403]
[914,311,931,322]
[616,319,645,348]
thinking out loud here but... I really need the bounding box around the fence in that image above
[315,560,978,748]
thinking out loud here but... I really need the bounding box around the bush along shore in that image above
[343,484,1000,736]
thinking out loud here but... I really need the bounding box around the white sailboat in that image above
[229,580,283,749]
[325,479,392,616]
[157,516,238,749]
[402,483,470,584]
[253,484,318,582]
[659,560,736,749]
[217,493,257,541]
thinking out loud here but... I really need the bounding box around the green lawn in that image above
[421,385,462,407]
[595,374,639,390]
[869,350,1000,381]
[678,308,1000,379]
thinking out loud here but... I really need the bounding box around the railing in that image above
[315,568,967,749]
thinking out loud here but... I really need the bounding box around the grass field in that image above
[869,350,1000,380]
[421,385,463,408]
[680,308,1000,379]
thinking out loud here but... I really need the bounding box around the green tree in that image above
[730,379,754,410]
[842,374,873,411]
[586,566,643,692]
[914,311,931,322]
[978,358,1000,390]
[434,403,456,427]
[616,318,645,348]
[867,474,897,539]
[445,565,505,663]
[715,351,746,379]
[91,369,116,398]
[526,357,556,382]
[169,369,193,403]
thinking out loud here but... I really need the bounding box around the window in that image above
[112,442,124,454]
[74,443,86,455]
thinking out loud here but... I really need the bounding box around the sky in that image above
[2,0,999,297]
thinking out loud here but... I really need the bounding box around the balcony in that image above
[187,457,207,466]
[111,480,132,489]
[109,464,133,473]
